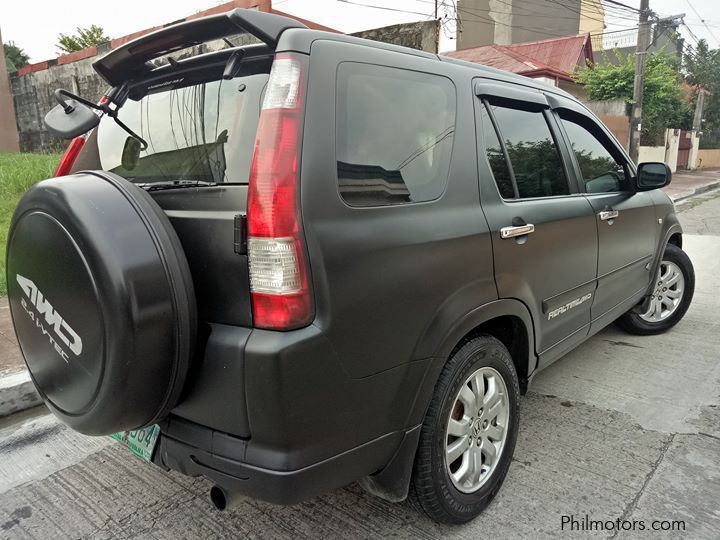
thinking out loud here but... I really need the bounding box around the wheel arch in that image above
[361,299,536,503]
[430,299,535,381]
[667,231,682,249]
[646,224,683,297]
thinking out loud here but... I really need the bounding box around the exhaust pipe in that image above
[210,485,245,511]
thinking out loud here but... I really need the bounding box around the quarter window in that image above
[484,103,569,199]
[559,114,630,193]
[336,63,456,207]
[479,105,515,199]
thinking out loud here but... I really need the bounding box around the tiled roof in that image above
[444,34,593,81]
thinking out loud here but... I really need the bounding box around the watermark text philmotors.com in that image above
[561,514,686,532]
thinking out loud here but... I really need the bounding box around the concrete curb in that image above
[670,180,720,203]
[0,370,41,418]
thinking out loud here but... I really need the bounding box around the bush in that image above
[576,52,694,145]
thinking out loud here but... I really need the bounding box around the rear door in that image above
[474,82,598,366]
[551,103,656,329]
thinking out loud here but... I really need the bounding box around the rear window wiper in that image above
[138,180,217,192]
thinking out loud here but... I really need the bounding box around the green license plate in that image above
[110,425,160,462]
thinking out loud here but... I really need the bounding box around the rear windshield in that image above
[81,74,268,184]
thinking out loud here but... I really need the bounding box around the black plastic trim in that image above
[154,415,404,505]
[93,9,306,86]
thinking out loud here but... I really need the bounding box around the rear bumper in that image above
[163,322,433,503]
[153,415,404,505]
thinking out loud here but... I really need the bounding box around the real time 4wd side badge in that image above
[547,293,593,320]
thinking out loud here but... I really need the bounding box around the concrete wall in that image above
[696,149,720,169]
[558,79,589,101]
[351,20,438,53]
[0,28,20,152]
[583,99,630,150]
[688,132,701,170]
[11,57,107,153]
[638,145,667,164]
[637,128,679,167]
[599,115,630,150]
[664,129,680,173]
[457,0,582,49]
[579,0,605,36]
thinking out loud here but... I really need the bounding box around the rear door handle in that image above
[500,224,535,239]
[598,210,619,221]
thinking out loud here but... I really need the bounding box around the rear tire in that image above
[616,244,694,336]
[411,335,520,524]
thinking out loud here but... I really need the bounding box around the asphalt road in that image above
[2,190,720,539]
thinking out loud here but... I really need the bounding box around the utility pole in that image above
[434,0,440,54]
[629,0,652,164]
[693,87,706,132]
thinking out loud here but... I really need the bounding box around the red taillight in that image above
[54,135,86,176]
[247,53,312,330]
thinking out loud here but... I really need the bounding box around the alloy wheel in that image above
[640,261,685,323]
[445,366,510,493]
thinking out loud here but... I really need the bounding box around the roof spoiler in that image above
[93,8,307,87]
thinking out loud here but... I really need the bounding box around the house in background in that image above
[444,33,594,98]
[457,0,604,50]
[593,17,685,66]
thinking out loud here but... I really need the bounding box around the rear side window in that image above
[336,63,456,207]
[92,74,269,184]
[481,102,569,199]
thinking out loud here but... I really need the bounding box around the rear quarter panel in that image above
[300,40,497,379]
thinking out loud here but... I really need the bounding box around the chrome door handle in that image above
[598,210,619,221]
[500,224,535,239]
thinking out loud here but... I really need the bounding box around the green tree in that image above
[684,39,720,148]
[575,52,694,145]
[3,41,30,73]
[57,25,110,53]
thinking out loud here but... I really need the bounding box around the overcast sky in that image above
[1,0,718,62]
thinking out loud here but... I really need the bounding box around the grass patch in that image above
[0,153,61,295]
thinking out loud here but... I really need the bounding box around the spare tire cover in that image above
[7,171,196,435]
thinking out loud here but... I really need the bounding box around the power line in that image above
[683,0,720,46]
[682,23,703,47]
[603,0,641,14]
[335,0,431,18]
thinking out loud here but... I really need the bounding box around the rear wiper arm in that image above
[139,180,217,191]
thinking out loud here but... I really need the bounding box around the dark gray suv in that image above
[7,8,694,524]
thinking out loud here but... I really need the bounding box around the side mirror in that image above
[636,162,672,191]
[44,89,100,139]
